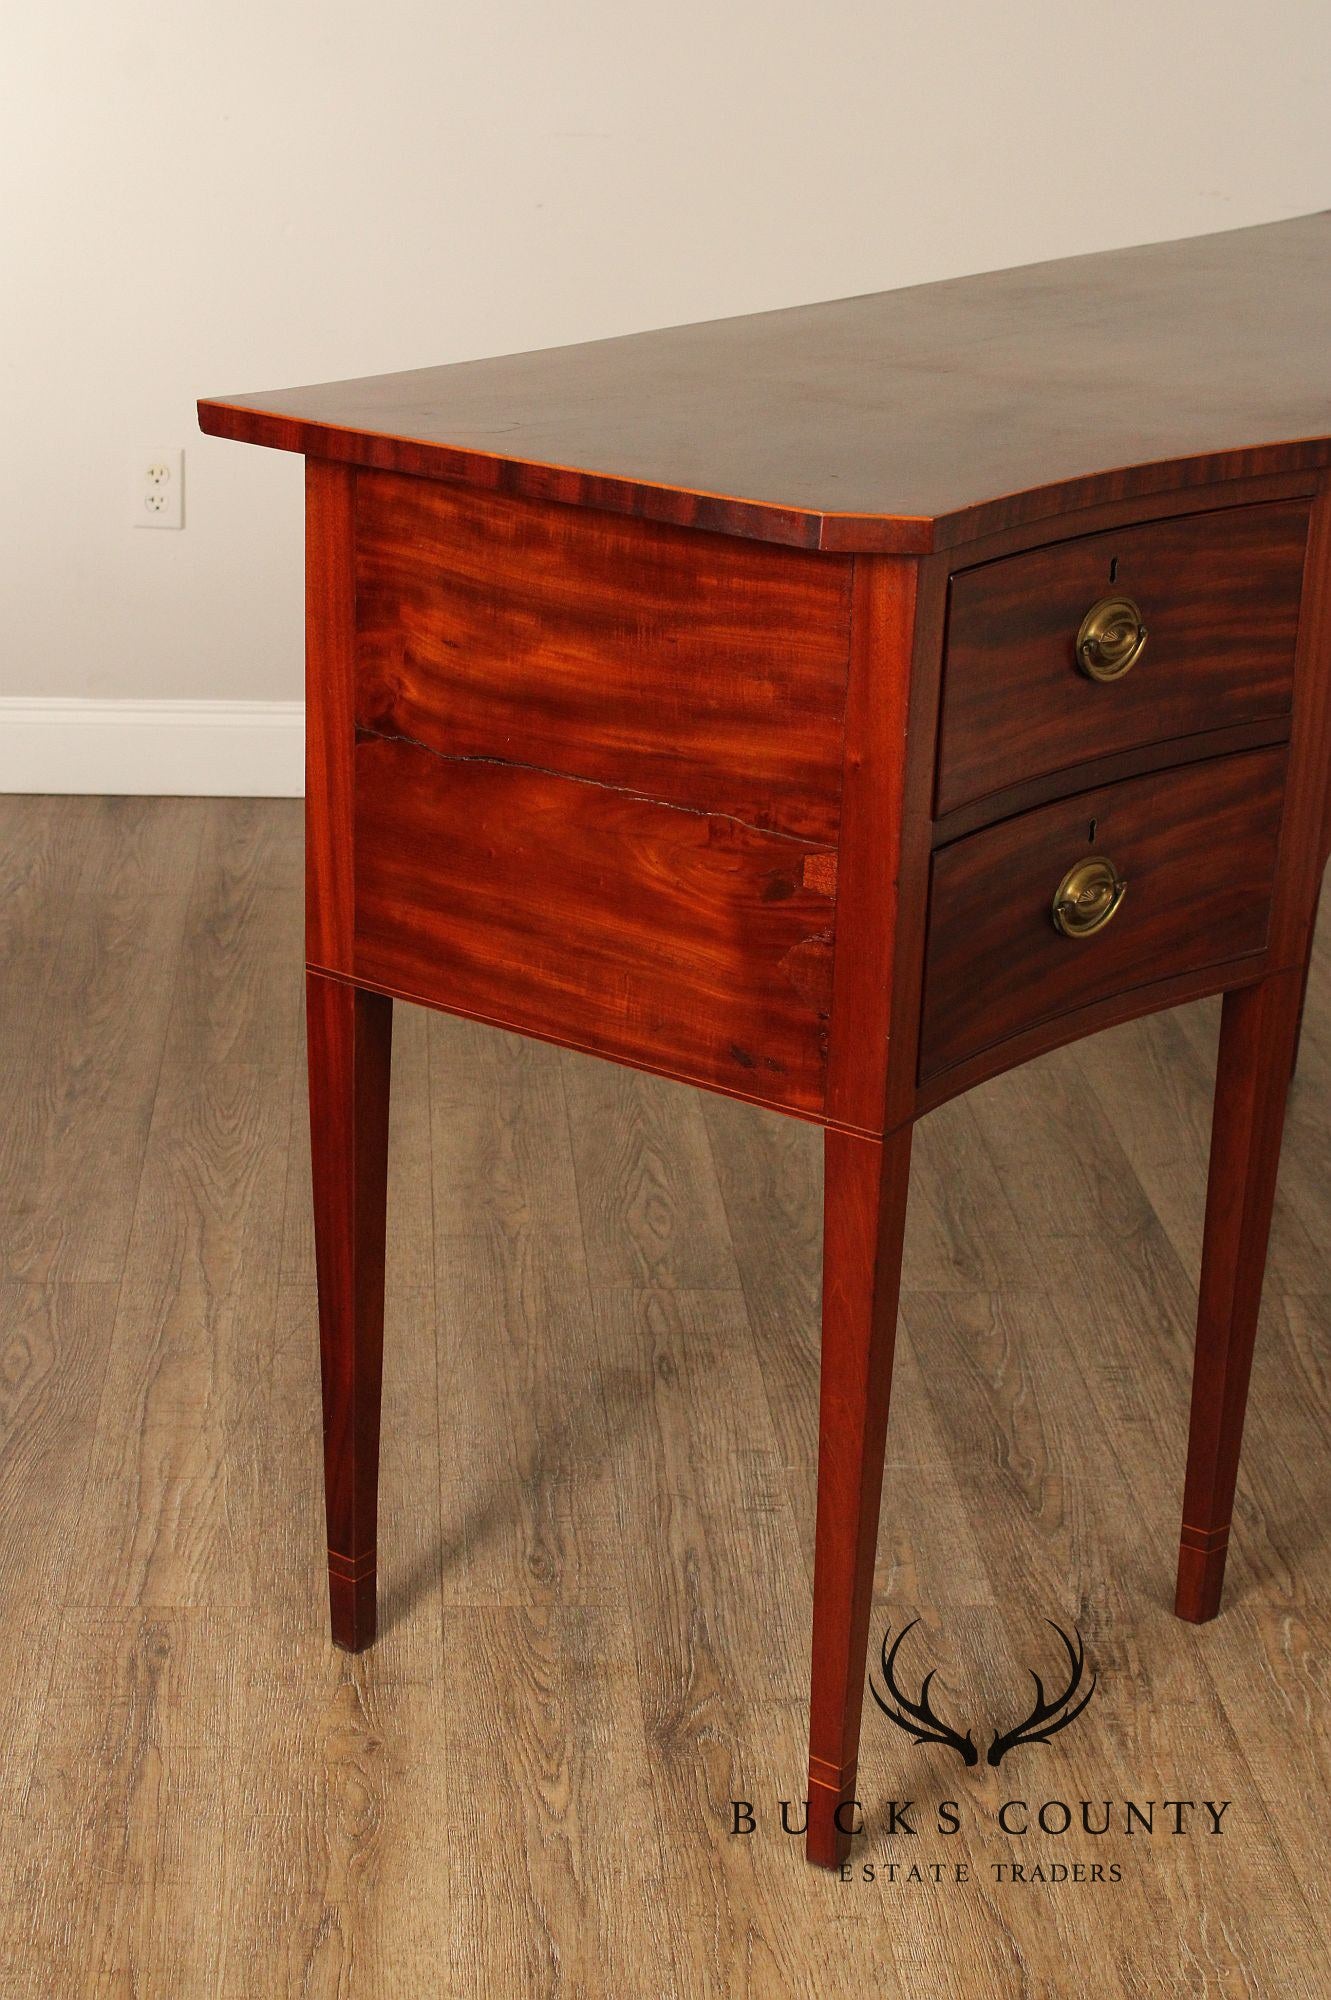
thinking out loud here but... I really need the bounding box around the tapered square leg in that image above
[807,1124,913,1869]
[1289,883,1321,1085]
[1175,966,1303,1623]
[306,970,393,1651]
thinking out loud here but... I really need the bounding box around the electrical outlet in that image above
[131,448,184,529]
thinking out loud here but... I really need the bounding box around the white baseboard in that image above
[0,698,305,797]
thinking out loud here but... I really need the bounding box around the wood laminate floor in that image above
[0,795,1328,1998]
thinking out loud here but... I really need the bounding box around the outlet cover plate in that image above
[132,448,184,529]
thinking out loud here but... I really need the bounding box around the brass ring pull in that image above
[1052,855,1127,938]
[1075,595,1147,681]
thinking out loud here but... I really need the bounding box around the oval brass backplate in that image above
[1052,855,1127,938]
[1076,595,1147,681]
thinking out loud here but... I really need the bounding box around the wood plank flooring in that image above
[0,795,1328,1997]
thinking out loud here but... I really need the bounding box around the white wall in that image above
[4,1,1331,716]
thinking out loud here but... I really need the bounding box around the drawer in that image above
[936,501,1308,816]
[351,735,838,1115]
[353,470,853,845]
[919,748,1286,1080]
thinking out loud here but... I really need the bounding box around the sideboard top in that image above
[198,213,1331,555]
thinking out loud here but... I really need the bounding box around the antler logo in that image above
[869,1619,1096,1768]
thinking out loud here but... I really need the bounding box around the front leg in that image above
[1288,882,1322,1085]
[306,970,393,1651]
[1175,965,1304,1623]
[807,1123,913,1868]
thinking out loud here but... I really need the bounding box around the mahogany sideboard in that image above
[200,212,1331,1870]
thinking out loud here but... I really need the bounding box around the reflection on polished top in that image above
[199,212,1331,552]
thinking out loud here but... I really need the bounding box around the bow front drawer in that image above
[919,748,1286,1080]
[936,501,1308,816]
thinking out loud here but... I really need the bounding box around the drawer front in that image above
[920,749,1286,1079]
[354,470,853,845]
[352,736,837,1114]
[937,501,1308,816]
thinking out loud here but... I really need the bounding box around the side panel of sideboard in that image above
[308,466,863,1118]
[353,732,841,1111]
